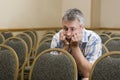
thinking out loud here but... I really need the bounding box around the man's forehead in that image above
[63,25,75,28]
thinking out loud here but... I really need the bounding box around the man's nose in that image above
[66,29,72,36]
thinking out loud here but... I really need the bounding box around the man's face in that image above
[62,19,83,40]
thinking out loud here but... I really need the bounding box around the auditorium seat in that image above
[29,48,77,80]
[89,51,120,80]
[0,44,19,80]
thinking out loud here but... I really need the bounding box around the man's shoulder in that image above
[84,29,101,43]
[86,29,100,38]
[52,30,62,39]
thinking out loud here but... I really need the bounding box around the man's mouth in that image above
[66,37,71,42]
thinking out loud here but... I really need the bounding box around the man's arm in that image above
[71,46,92,78]
[70,32,102,78]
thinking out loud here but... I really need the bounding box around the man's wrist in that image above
[64,42,70,46]
[62,42,70,51]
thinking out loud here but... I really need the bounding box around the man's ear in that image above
[80,24,84,29]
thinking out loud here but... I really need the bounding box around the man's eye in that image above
[64,27,68,31]
[71,28,76,31]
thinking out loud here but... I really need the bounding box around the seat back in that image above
[99,34,110,44]
[39,34,54,43]
[16,33,32,56]
[0,44,19,80]
[1,31,13,39]
[105,37,120,52]
[31,30,38,49]
[101,31,112,35]
[89,51,120,80]
[3,37,28,70]
[0,33,5,44]
[16,33,33,66]
[110,33,120,38]
[43,31,56,36]
[29,48,77,80]
[24,31,37,57]
[35,38,52,57]
[24,31,36,50]
[102,44,109,54]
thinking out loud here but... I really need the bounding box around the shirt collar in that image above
[82,28,88,43]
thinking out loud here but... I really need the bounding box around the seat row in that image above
[0,44,77,80]
[91,31,120,80]
[0,30,57,80]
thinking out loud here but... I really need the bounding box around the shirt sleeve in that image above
[85,36,102,64]
[51,31,61,48]
[51,35,58,48]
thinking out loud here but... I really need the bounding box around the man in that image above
[51,8,102,80]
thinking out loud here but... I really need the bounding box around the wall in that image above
[0,0,62,28]
[0,0,120,29]
[100,0,120,27]
[91,0,101,27]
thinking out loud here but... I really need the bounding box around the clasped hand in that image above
[60,30,82,47]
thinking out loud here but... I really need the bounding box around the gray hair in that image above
[62,8,84,25]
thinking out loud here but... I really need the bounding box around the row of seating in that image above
[0,30,120,80]
[0,31,38,80]
[0,44,19,80]
[89,51,120,80]
[0,43,77,80]
[24,31,56,80]
[99,31,120,44]
[96,31,120,54]
[90,31,120,80]
[0,30,57,80]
